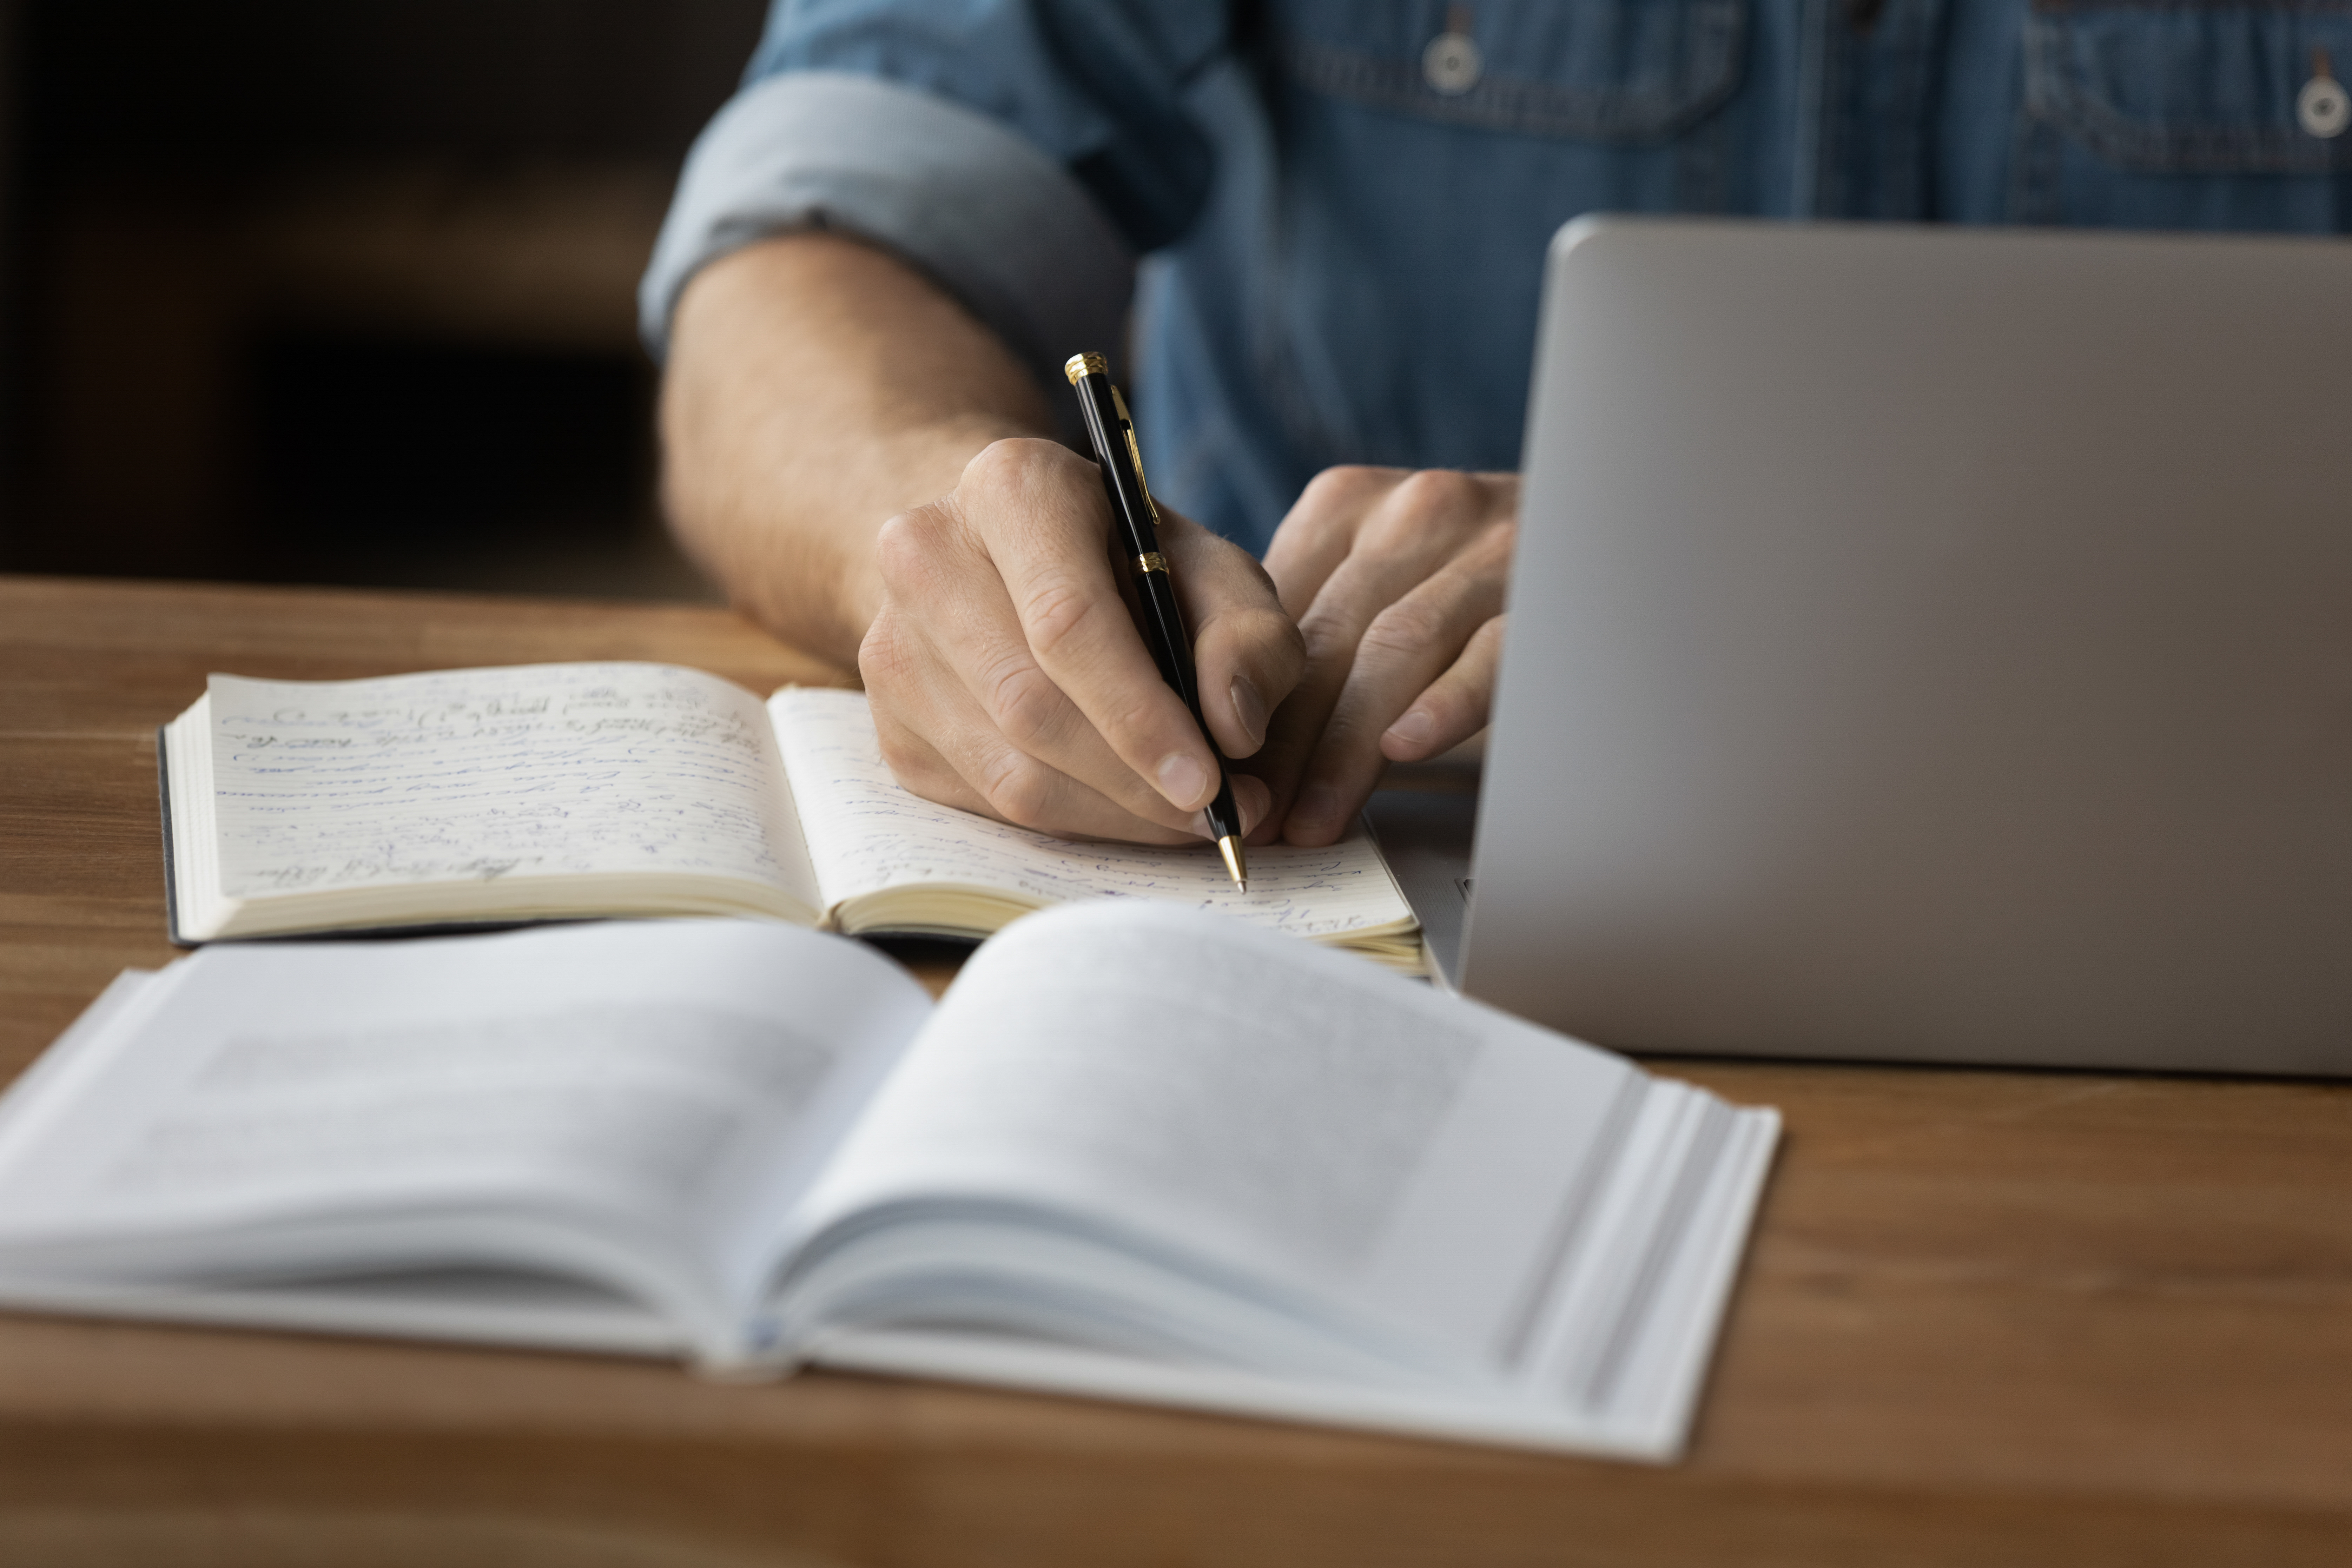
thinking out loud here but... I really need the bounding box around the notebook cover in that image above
[156,725,188,948]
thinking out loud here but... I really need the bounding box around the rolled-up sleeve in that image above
[639,1,1229,375]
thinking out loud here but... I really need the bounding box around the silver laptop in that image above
[1401,216,2352,1075]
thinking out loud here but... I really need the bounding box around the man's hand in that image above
[662,235,1304,847]
[860,437,1304,843]
[1246,467,1517,846]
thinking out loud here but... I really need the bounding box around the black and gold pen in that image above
[1064,351,1249,891]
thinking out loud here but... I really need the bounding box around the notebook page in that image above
[206,663,817,910]
[765,688,1413,939]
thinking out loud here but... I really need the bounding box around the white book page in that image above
[0,922,930,1343]
[766,688,1413,939]
[206,663,817,912]
[788,904,1636,1368]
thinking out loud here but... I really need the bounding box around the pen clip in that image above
[1109,385,1161,529]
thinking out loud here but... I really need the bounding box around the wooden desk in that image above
[5,573,2351,1567]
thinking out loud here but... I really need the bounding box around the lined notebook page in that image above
[766,689,1415,940]
[205,664,814,906]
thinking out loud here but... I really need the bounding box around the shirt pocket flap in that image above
[2025,2,2352,173]
[1275,0,1746,144]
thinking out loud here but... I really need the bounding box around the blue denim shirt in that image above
[643,0,2352,554]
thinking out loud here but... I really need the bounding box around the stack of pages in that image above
[0,908,1777,1460]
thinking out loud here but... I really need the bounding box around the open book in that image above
[159,663,1419,969]
[0,909,1776,1460]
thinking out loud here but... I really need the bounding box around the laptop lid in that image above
[1462,217,2352,1074]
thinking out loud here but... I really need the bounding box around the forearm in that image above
[658,232,1055,664]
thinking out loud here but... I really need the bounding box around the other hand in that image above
[859,438,1305,844]
[1247,467,1516,846]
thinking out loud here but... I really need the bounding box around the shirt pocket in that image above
[2017,0,2352,227]
[1273,0,1746,144]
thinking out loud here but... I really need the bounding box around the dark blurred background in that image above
[0,0,771,600]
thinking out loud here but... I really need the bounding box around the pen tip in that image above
[1217,834,1249,892]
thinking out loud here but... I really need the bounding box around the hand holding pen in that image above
[852,418,1299,847]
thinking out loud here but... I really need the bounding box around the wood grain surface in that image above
[3,573,2350,1567]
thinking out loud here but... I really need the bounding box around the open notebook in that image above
[0,911,1777,1460]
[158,663,1420,970]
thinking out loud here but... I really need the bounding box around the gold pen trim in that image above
[1064,351,1109,384]
[1217,834,1249,893]
[1134,552,1170,575]
[1121,428,1162,524]
[1109,386,1163,524]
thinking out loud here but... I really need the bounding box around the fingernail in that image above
[1386,709,1435,749]
[1228,674,1268,750]
[1157,751,1209,808]
[1290,781,1339,832]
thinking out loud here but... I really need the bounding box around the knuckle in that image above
[1359,597,1443,664]
[1300,464,1378,509]
[978,754,1056,829]
[873,509,947,588]
[1392,468,1483,528]
[960,438,1026,492]
[964,435,1077,501]
[1291,464,1393,536]
[1298,510,1352,561]
[1019,574,1103,662]
[1299,604,1362,666]
[857,613,918,691]
[1315,698,1387,751]
[984,659,1065,750]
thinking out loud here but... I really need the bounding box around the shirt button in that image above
[1422,31,1483,95]
[2300,49,2350,138]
